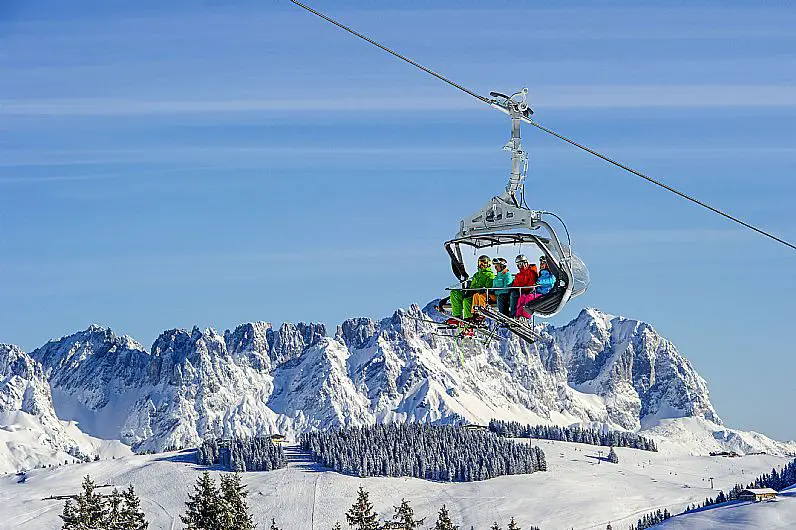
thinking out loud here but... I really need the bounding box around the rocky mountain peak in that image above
[16,305,726,453]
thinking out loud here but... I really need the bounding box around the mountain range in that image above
[1,305,793,472]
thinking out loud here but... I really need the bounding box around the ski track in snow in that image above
[0,440,791,530]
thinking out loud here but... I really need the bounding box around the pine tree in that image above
[346,487,380,530]
[331,523,342,530]
[119,484,148,530]
[219,474,254,530]
[106,488,123,529]
[270,518,282,530]
[607,447,619,464]
[490,523,502,530]
[75,474,108,529]
[383,498,424,529]
[433,504,458,530]
[181,471,223,530]
[507,517,521,530]
[60,499,80,530]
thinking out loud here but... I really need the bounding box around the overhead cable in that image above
[287,0,796,252]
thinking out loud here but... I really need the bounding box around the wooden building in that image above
[463,424,488,432]
[739,488,778,502]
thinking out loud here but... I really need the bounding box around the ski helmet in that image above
[515,254,529,264]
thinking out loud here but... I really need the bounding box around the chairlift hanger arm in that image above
[287,0,796,253]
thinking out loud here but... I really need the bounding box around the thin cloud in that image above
[2,145,793,172]
[0,166,226,185]
[2,85,796,116]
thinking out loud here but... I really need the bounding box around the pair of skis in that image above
[475,305,541,343]
[406,304,541,345]
[405,311,501,342]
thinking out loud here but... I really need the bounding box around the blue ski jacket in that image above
[491,270,514,296]
[536,269,556,295]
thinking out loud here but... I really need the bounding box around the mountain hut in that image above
[739,488,778,502]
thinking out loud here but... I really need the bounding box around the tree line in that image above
[627,508,672,529]
[685,457,796,512]
[488,420,657,452]
[196,435,287,472]
[300,424,547,481]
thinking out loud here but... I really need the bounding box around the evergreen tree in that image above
[219,474,254,530]
[181,471,222,530]
[607,447,619,464]
[119,484,148,530]
[490,523,502,530]
[507,517,521,530]
[331,523,342,530]
[60,499,80,530]
[270,518,282,530]
[433,504,458,530]
[75,474,108,529]
[106,488,123,529]
[345,487,380,530]
[384,498,424,529]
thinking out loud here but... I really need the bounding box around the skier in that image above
[536,255,557,294]
[491,257,514,316]
[511,255,538,317]
[447,255,494,325]
[517,255,556,319]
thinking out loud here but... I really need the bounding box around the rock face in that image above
[22,306,728,453]
[0,344,95,469]
[1,344,55,420]
[537,308,720,430]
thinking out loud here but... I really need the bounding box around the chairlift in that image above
[436,90,590,341]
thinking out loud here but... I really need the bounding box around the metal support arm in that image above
[456,88,539,238]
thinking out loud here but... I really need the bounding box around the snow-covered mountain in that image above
[0,344,130,473]
[4,306,794,458]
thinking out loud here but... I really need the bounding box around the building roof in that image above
[741,488,778,495]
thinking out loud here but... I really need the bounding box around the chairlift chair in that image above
[438,90,590,338]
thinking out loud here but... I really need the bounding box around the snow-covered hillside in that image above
[2,306,794,461]
[0,344,130,473]
[658,485,796,529]
[1,441,790,530]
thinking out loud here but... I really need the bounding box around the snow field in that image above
[657,485,796,529]
[0,439,789,530]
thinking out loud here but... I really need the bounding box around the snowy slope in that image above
[643,417,796,457]
[658,485,796,529]
[0,441,790,530]
[17,306,796,456]
[0,344,131,473]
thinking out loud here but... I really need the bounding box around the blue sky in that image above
[1,1,795,439]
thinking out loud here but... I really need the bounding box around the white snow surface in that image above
[0,440,790,530]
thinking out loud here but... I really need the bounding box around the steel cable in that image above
[288,0,796,252]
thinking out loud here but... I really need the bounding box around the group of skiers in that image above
[447,253,556,326]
